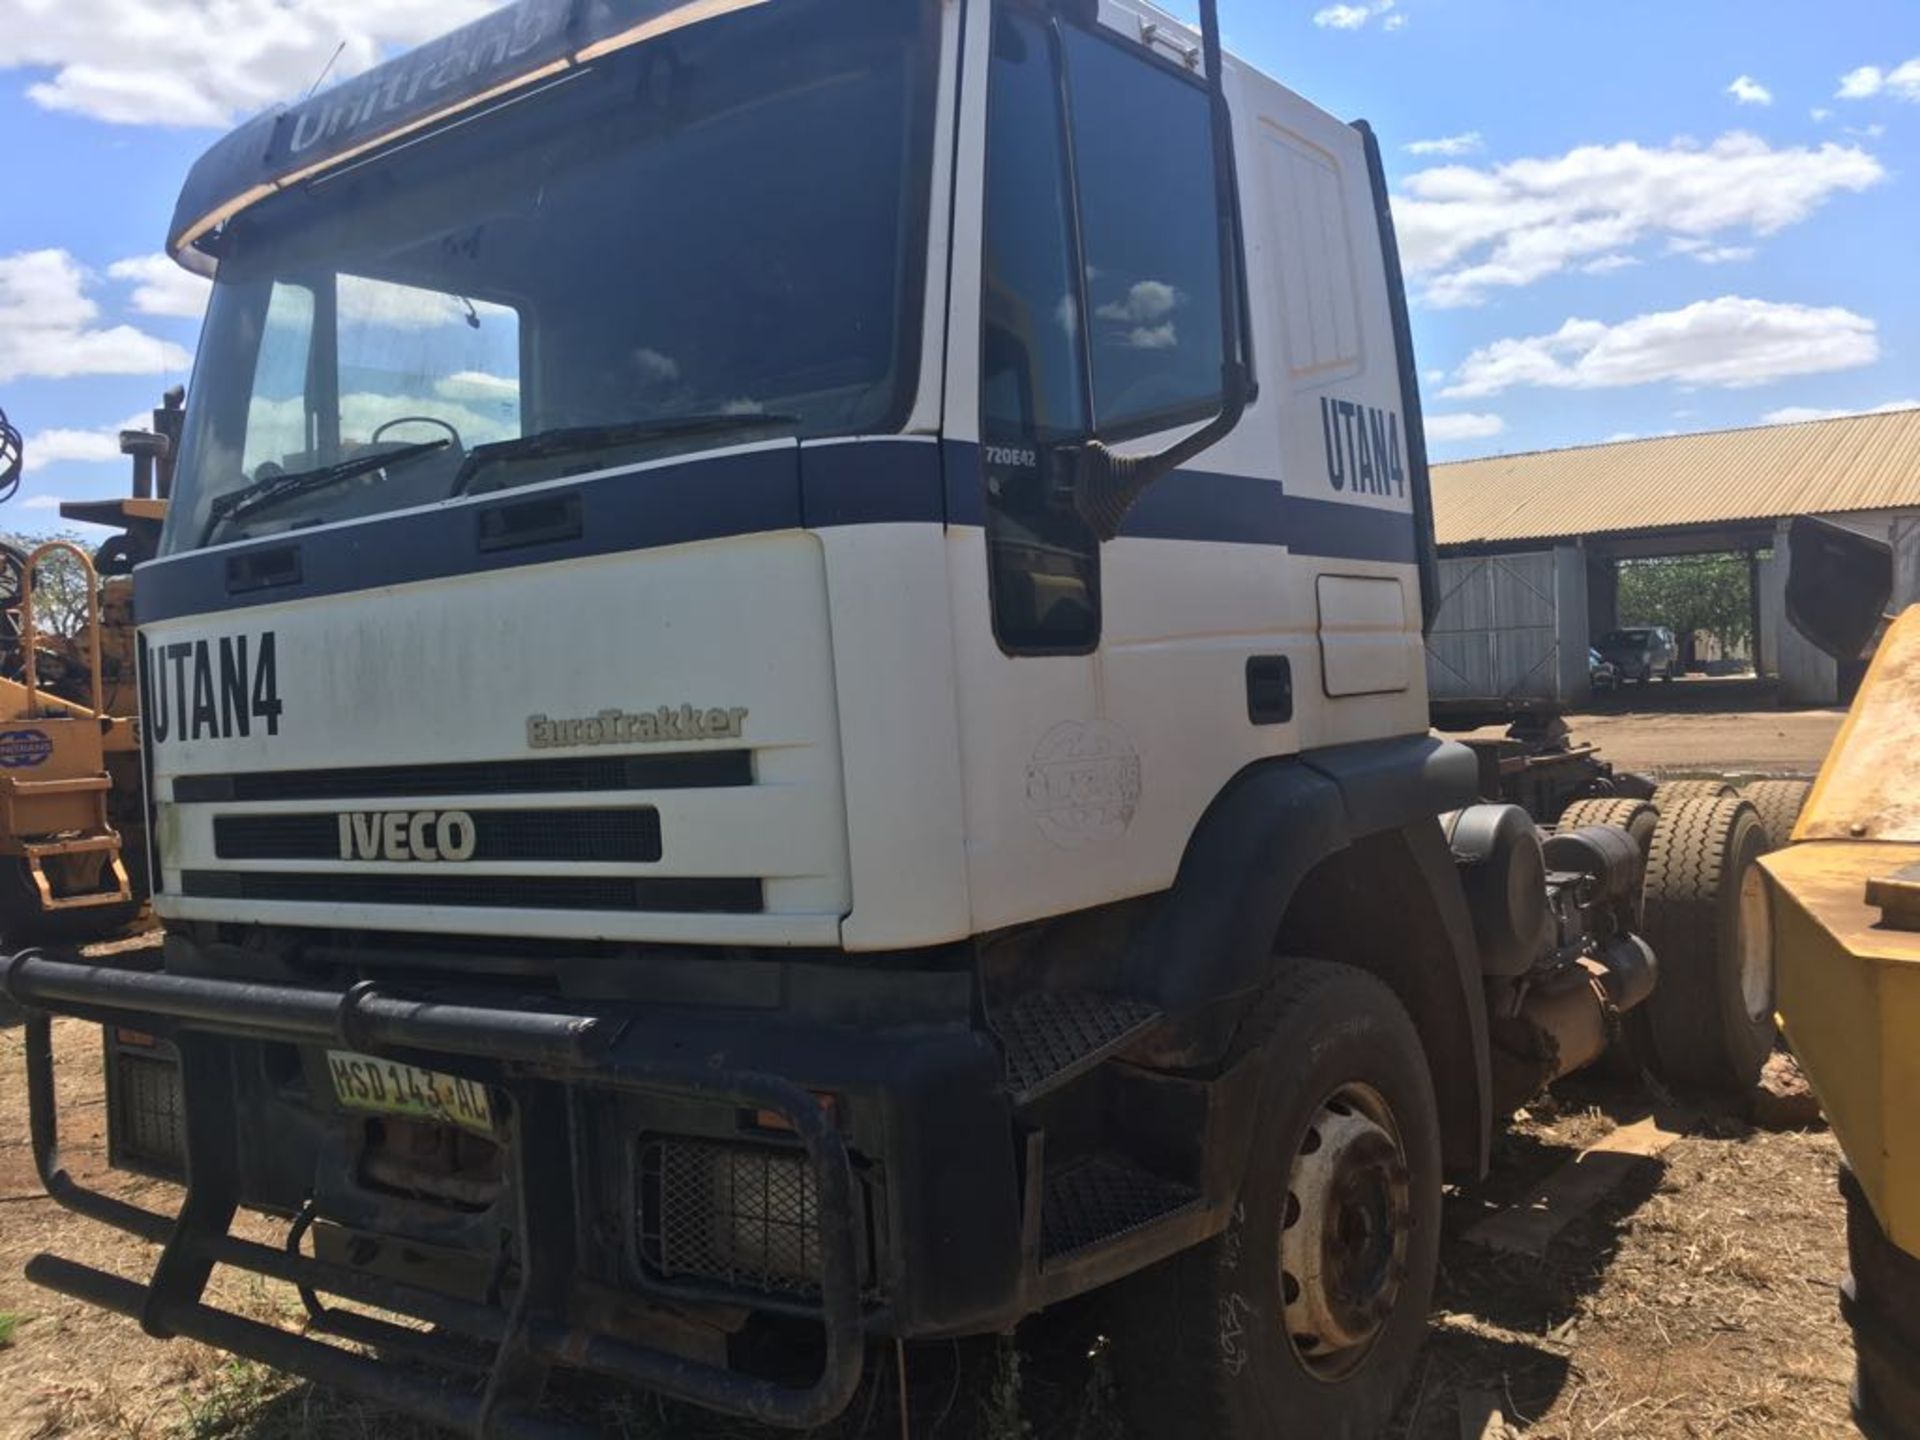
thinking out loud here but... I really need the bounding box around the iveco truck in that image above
[4,1,1780,1435]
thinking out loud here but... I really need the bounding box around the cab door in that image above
[942,1,1259,932]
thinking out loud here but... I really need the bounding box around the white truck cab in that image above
[4,3,1762,1436]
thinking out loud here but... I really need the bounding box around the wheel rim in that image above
[1278,1082,1410,1381]
[1738,863,1774,1023]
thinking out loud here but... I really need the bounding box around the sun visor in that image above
[166,0,770,270]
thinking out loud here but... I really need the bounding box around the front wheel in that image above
[1104,961,1441,1440]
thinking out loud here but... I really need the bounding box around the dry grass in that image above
[1,1015,1856,1440]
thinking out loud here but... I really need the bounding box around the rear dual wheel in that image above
[1638,796,1776,1094]
[1105,962,1441,1440]
[1651,778,1737,809]
[1740,779,1814,847]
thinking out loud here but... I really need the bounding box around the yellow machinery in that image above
[1762,518,1920,1439]
[0,539,137,933]
[0,394,175,946]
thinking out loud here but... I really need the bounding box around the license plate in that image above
[325,1051,494,1137]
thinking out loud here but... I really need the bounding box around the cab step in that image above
[1040,1158,1201,1265]
[989,990,1162,1104]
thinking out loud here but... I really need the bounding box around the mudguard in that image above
[1127,734,1490,1175]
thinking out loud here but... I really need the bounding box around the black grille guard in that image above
[0,947,866,1435]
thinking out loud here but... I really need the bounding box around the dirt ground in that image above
[0,1009,1856,1440]
[1562,676,1847,780]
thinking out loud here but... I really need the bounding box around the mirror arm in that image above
[1068,0,1251,544]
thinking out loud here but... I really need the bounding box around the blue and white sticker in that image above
[0,730,54,768]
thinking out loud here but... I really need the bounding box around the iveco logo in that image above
[337,811,478,863]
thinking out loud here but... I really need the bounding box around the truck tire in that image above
[0,858,143,949]
[1740,779,1814,846]
[1103,961,1441,1440]
[1556,797,1659,861]
[1841,1164,1920,1440]
[1639,797,1775,1095]
[1651,778,1736,810]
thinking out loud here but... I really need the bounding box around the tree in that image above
[1,531,97,642]
[1616,553,1754,655]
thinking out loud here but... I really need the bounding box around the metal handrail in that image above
[19,540,104,719]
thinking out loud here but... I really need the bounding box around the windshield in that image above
[1603,630,1652,647]
[164,0,938,555]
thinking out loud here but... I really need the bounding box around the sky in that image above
[0,0,1915,535]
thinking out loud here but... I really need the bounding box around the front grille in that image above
[179,870,763,914]
[638,1139,846,1301]
[173,750,752,804]
[213,808,663,863]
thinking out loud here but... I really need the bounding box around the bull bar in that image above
[0,946,868,1435]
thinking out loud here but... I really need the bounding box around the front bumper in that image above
[1,944,904,1435]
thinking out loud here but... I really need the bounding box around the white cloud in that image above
[434,370,519,403]
[1395,133,1885,308]
[1314,5,1370,28]
[21,428,122,473]
[1836,59,1920,102]
[1838,66,1884,100]
[19,411,153,474]
[1122,324,1179,351]
[1096,281,1180,325]
[0,249,191,383]
[631,348,681,383]
[242,388,518,464]
[1760,399,1920,425]
[21,495,69,511]
[0,0,502,128]
[1441,296,1879,400]
[1727,75,1773,106]
[1406,132,1483,157]
[1603,432,1642,443]
[1668,237,1756,265]
[1811,107,1833,122]
[1096,281,1183,351]
[1314,0,1396,30]
[108,253,212,319]
[1424,412,1505,444]
[1581,254,1642,275]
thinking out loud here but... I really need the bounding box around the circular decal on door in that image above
[1026,719,1142,849]
[0,730,53,768]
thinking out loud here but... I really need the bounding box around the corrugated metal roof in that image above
[1432,407,1920,548]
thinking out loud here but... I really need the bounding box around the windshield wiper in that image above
[201,439,450,546]
[449,413,799,496]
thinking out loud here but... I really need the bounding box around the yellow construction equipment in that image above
[0,393,176,946]
[0,538,137,934]
[1762,517,1920,1439]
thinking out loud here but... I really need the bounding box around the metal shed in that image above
[1428,407,1920,706]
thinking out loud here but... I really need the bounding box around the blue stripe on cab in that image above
[135,437,1414,626]
[942,440,1415,563]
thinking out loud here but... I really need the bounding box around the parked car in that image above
[1597,625,1678,684]
[1589,647,1619,693]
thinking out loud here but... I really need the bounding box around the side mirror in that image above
[1065,0,1251,542]
[1786,515,1894,660]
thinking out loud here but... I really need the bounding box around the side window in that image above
[981,9,1099,654]
[980,13,1086,444]
[1062,27,1224,436]
[978,9,1228,655]
[241,282,317,476]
